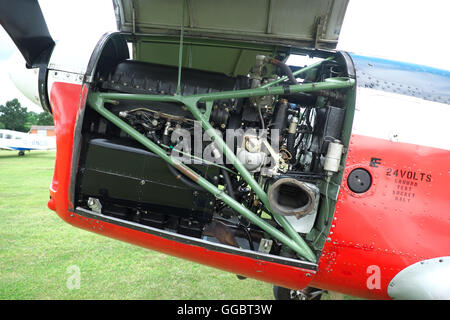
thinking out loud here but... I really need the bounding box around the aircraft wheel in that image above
[273,285,324,300]
[18,151,25,156]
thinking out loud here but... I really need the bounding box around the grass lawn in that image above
[0,150,351,300]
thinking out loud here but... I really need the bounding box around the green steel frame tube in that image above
[94,77,353,106]
[176,0,186,95]
[89,94,317,261]
[181,100,317,261]
[87,77,354,262]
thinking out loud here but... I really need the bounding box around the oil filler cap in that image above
[347,168,372,193]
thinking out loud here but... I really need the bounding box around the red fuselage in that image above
[46,53,450,300]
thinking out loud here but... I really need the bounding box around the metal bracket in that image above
[313,16,323,49]
[258,239,273,254]
[87,197,102,214]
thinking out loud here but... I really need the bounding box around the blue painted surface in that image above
[348,53,450,105]
[6,147,32,151]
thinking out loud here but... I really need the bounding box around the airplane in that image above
[0,0,449,300]
[0,129,56,156]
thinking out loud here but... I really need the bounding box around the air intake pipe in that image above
[267,178,316,219]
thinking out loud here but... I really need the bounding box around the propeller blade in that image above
[0,0,55,68]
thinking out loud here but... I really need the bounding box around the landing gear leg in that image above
[273,285,325,300]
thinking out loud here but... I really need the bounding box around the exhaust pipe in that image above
[268,178,316,219]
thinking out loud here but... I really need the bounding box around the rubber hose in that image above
[287,133,296,160]
[221,168,235,199]
[270,58,297,85]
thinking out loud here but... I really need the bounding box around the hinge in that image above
[131,0,136,35]
[313,16,323,49]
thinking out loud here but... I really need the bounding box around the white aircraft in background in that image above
[0,129,56,156]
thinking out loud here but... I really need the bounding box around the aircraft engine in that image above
[73,39,352,260]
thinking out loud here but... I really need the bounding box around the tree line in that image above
[0,98,53,132]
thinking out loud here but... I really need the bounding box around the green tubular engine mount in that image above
[87,75,355,263]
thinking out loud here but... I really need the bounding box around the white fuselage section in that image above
[0,129,56,151]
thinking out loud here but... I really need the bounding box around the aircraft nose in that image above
[7,50,42,108]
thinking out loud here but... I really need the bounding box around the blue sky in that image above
[1,0,450,113]
[0,42,13,61]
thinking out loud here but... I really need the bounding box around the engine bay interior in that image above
[73,33,356,267]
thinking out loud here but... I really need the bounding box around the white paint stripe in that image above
[352,87,450,151]
[47,70,83,100]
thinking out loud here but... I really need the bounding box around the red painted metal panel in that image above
[311,134,450,299]
[47,81,450,299]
